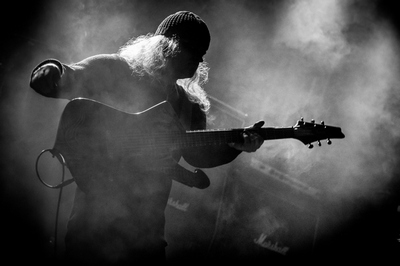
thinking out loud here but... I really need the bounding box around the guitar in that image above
[52,98,345,192]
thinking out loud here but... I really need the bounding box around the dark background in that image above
[1,0,399,263]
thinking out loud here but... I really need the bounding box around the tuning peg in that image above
[317,140,322,146]
[308,143,314,149]
[327,138,332,145]
[311,119,316,127]
[321,121,325,125]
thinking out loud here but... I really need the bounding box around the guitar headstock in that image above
[293,118,345,148]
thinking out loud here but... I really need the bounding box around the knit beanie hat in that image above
[155,11,210,52]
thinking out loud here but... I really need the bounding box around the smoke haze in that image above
[1,0,399,262]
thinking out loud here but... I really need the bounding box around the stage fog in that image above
[1,0,399,262]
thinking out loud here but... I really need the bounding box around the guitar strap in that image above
[168,85,210,189]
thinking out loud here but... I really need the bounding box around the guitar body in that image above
[53,98,184,193]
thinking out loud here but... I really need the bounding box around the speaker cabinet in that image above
[207,165,320,262]
[165,164,229,261]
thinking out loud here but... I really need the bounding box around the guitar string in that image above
[108,128,294,151]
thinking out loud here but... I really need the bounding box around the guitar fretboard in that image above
[175,127,295,148]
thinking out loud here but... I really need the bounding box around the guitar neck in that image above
[179,127,294,148]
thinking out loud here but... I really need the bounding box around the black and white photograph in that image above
[1,0,399,264]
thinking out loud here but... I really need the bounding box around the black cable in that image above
[35,149,70,188]
[35,149,74,256]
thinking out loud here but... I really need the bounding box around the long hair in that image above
[118,34,210,112]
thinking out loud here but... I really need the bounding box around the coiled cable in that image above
[35,149,74,255]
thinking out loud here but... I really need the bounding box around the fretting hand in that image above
[228,121,265,152]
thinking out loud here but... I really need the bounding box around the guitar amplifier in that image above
[165,160,320,262]
[165,164,232,261]
[207,162,320,262]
